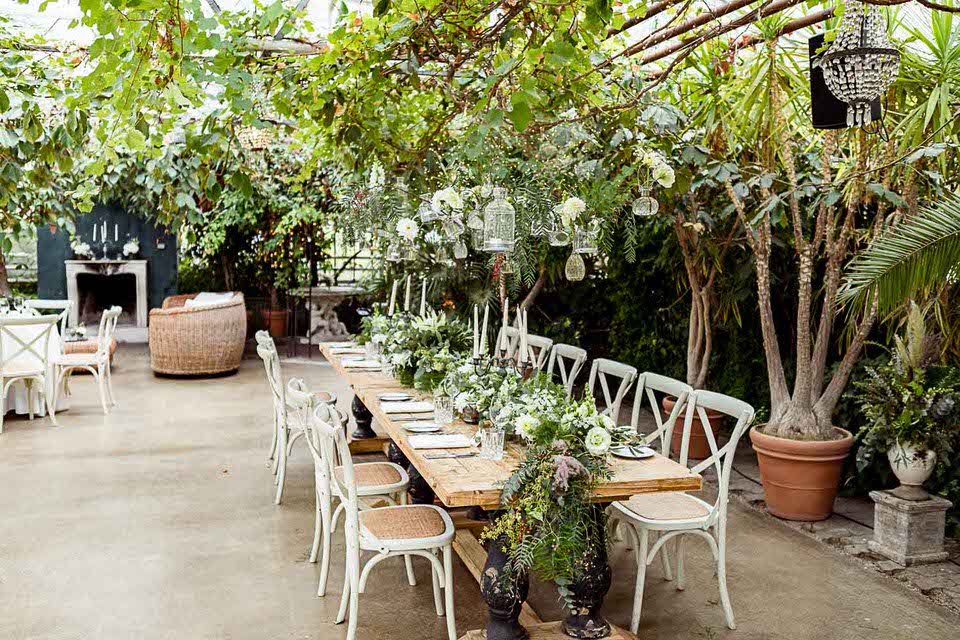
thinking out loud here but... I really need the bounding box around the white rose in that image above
[600,414,616,430]
[654,164,675,188]
[514,414,539,441]
[585,426,612,456]
[561,197,586,218]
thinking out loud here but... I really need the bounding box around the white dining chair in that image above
[546,343,587,398]
[311,405,457,640]
[255,332,289,505]
[524,334,553,371]
[0,314,60,433]
[287,380,414,598]
[586,358,637,422]
[611,389,755,633]
[23,300,72,348]
[53,306,120,415]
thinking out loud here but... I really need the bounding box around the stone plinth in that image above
[868,490,952,566]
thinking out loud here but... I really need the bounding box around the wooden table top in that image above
[321,342,702,509]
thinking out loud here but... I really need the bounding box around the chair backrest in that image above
[587,358,638,422]
[496,325,522,360]
[96,307,122,358]
[314,402,359,539]
[546,343,587,398]
[630,372,694,456]
[524,334,553,371]
[0,315,60,372]
[682,390,755,522]
[23,299,72,337]
[256,338,285,415]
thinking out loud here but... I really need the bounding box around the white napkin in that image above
[408,434,474,449]
[342,359,382,369]
[327,341,357,348]
[381,401,434,414]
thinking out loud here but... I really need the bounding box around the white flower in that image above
[514,414,539,441]
[600,414,616,431]
[396,217,419,241]
[431,187,464,212]
[585,426,612,456]
[368,162,386,190]
[122,239,140,256]
[653,164,675,188]
[561,197,586,218]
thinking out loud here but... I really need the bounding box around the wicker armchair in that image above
[149,293,247,376]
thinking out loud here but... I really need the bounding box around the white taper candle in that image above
[388,280,398,316]
[419,278,427,316]
[473,305,479,358]
[404,275,411,312]
[480,304,489,354]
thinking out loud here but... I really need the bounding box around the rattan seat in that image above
[619,492,711,522]
[360,504,449,541]
[336,462,404,488]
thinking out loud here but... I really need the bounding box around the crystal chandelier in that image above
[482,187,516,253]
[820,0,900,127]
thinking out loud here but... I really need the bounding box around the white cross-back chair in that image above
[311,404,457,640]
[287,379,412,597]
[524,334,553,370]
[611,389,755,633]
[23,300,72,348]
[0,315,60,433]
[587,358,637,422]
[53,306,120,416]
[546,343,587,398]
[255,331,289,505]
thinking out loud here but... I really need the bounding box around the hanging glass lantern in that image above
[385,241,402,262]
[482,187,516,253]
[632,187,659,217]
[546,218,570,247]
[565,253,585,281]
[453,240,468,260]
[820,0,900,127]
[573,228,598,255]
[467,209,484,230]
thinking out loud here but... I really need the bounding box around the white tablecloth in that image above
[1,315,70,417]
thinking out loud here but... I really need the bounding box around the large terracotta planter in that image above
[261,309,288,337]
[662,396,722,460]
[749,426,853,521]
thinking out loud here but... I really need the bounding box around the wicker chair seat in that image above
[64,337,118,356]
[359,505,448,541]
[619,491,711,522]
[335,462,404,488]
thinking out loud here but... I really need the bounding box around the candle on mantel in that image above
[404,274,412,312]
[388,280,398,316]
[480,304,489,355]
[114,224,118,242]
[93,223,97,242]
[472,305,479,358]
[102,222,107,242]
[419,278,427,317]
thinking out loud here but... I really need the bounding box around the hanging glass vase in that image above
[501,257,514,275]
[546,219,570,246]
[453,239,468,260]
[419,196,439,223]
[442,216,466,238]
[470,227,484,250]
[467,209,484,230]
[632,187,659,217]
[573,228,598,255]
[565,253,585,281]
[482,187,516,253]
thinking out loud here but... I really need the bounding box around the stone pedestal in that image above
[868,490,952,566]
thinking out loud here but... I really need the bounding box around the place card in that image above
[408,434,474,449]
[381,400,434,414]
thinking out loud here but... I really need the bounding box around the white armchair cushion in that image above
[183,292,236,309]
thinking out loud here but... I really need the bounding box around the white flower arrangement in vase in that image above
[71,238,93,259]
[122,238,140,257]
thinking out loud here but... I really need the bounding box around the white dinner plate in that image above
[611,445,656,460]
[379,392,412,401]
[403,423,442,433]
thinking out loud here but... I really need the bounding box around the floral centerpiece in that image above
[482,378,637,609]
[71,238,93,259]
[122,238,140,257]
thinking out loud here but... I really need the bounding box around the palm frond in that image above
[838,194,960,315]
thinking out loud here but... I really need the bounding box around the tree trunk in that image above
[520,265,546,311]
[0,252,11,296]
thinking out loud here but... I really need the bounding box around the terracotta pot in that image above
[662,396,722,460]
[750,426,853,521]
[261,309,288,337]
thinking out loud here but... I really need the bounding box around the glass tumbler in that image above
[433,391,454,425]
[480,423,506,461]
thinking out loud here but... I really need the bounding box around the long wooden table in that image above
[320,342,702,640]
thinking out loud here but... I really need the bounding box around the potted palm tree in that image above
[853,304,960,500]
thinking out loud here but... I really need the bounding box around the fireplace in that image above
[65,260,148,329]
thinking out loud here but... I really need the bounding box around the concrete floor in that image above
[1,345,958,640]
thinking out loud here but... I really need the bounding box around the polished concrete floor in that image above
[1,346,958,640]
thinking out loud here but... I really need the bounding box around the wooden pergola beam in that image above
[606,0,690,38]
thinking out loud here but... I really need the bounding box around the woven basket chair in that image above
[149,293,247,376]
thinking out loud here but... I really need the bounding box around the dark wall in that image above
[37,203,178,311]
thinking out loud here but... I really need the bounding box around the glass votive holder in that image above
[479,423,505,461]
[433,391,454,425]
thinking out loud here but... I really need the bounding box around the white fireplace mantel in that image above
[65,260,148,328]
